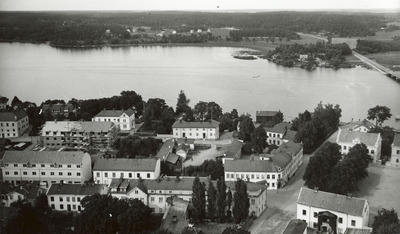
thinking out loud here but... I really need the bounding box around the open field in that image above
[364,51,400,71]
[364,30,400,41]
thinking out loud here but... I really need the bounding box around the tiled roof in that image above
[344,228,372,234]
[0,110,28,121]
[283,130,297,141]
[2,151,87,164]
[224,159,277,173]
[278,141,303,156]
[256,111,278,117]
[297,187,367,217]
[337,129,380,146]
[93,158,158,172]
[172,120,219,128]
[283,219,307,234]
[94,108,135,118]
[165,153,180,164]
[270,152,292,169]
[223,139,243,159]
[42,121,114,135]
[47,183,108,196]
[393,132,400,147]
[265,122,292,134]
[156,139,175,159]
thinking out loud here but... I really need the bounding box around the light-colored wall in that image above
[173,126,219,140]
[224,171,279,190]
[48,194,84,212]
[93,113,135,130]
[2,191,25,207]
[0,116,29,138]
[266,131,284,146]
[94,170,158,185]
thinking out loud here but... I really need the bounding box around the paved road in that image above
[352,51,400,78]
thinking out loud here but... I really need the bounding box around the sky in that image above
[0,0,399,11]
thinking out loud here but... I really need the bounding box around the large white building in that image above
[225,141,303,190]
[0,110,29,138]
[172,120,219,140]
[1,151,92,187]
[92,108,135,131]
[47,183,108,212]
[297,187,370,234]
[109,176,267,217]
[336,128,382,162]
[93,158,161,185]
[264,122,297,146]
[390,132,400,167]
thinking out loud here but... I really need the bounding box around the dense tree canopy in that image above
[238,116,255,142]
[192,177,206,223]
[372,208,400,234]
[183,160,224,180]
[232,179,250,224]
[176,90,191,117]
[251,125,268,153]
[116,135,162,158]
[194,101,223,121]
[367,105,392,127]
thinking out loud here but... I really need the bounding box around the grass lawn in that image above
[364,30,400,41]
[365,51,400,70]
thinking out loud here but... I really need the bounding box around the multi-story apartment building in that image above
[93,158,161,185]
[92,108,135,131]
[109,176,267,217]
[0,110,29,138]
[297,187,370,234]
[47,182,108,212]
[1,151,92,187]
[225,141,303,190]
[172,120,219,140]
[336,128,382,162]
[390,132,400,167]
[41,121,119,148]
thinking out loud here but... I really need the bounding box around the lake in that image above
[0,42,399,128]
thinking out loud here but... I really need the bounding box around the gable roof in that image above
[283,219,307,234]
[47,183,108,196]
[94,108,135,118]
[270,152,292,169]
[283,130,297,141]
[337,129,380,146]
[277,141,303,156]
[223,139,243,159]
[265,122,292,134]
[93,158,158,172]
[224,159,277,173]
[0,110,28,121]
[297,187,368,217]
[2,151,87,164]
[165,152,180,164]
[172,120,219,128]
[256,111,278,117]
[156,139,175,159]
[393,132,400,147]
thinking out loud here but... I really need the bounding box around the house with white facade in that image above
[0,110,29,138]
[265,122,297,146]
[109,176,267,217]
[93,158,160,185]
[390,132,400,167]
[341,119,375,133]
[47,183,108,212]
[297,187,370,234]
[172,120,219,140]
[0,181,45,207]
[1,151,92,187]
[336,128,382,162]
[92,108,135,131]
[225,141,303,190]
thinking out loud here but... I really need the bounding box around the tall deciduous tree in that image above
[192,177,206,223]
[216,179,227,222]
[238,116,254,142]
[327,161,358,195]
[176,90,191,116]
[233,179,249,224]
[251,125,268,153]
[207,180,216,221]
[272,111,284,125]
[372,208,399,233]
[367,105,392,127]
[345,143,373,181]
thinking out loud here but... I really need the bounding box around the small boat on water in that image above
[252,75,260,78]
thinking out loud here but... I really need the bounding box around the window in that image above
[67,165,71,168]
[72,197,75,202]
[96,172,100,177]
[51,204,55,209]
[77,197,81,202]
[60,204,64,210]
[272,175,275,179]
[135,190,138,194]
[77,172,81,176]
[14,171,18,175]
[137,173,140,178]
[251,174,254,179]
[104,172,108,177]
[23,171,27,175]
[41,172,45,175]
[267,175,270,179]
[66,197,70,202]
[129,173,132,178]
[32,172,36,175]
[68,172,71,176]
[41,164,45,167]
[78,206,81,211]
[73,205,76,210]
[23,164,27,167]
[338,217,343,224]
[344,146,347,150]
[51,196,54,202]
[51,172,55,176]
[147,173,150,178]
[314,212,317,218]
[151,197,155,202]
[313,222,318,228]
[59,197,63,202]
[76,165,81,168]
[302,210,306,215]
[371,150,374,154]
[397,159,399,163]
[112,173,116,177]
[14,164,18,167]
[397,150,400,155]
[32,164,36,167]
[5,171,9,175]
[351,220,356,226]
[159,197,163,203]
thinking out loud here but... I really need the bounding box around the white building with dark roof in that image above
[47,183,108,212]
[264,122,294,146]
[0,110,29,138]
[93,158,160,185]
[1,151,92,187]
[92,108,135,131]
[390,132,400,167]
[172,120,219,139]
[297,187,370,234]
[336,128,382,162]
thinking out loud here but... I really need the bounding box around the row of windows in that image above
[341,145,375,154]
[0,132,17,137]
[268,133,281,138]
[174,128,214,132]
[226,173,278,180]
[99,172,151,179]
[302,210,356,226]
[175,132,213,137]
[50,196,81,202]
[5,163,80,168]
[5,171,81,176]
[51,204,82,211]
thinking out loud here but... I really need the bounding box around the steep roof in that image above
[283,219,307,234]
[278,141,303,156]
[165,152,180,164]
[93,158,158,172]
[156,139,175,159]
[224,159,277,173]
[265,122,292,134]
[393,132,400,147]
[223,139,243,159]
[94,108,135,118]
[297,187,367,217]
[0,110,28,121]
[47,183,108,196]
[172,120,219,128]
[42,121,114,134]
[337,129,380,146]
[283,130,297,141]
[2,151,87,164]
[256,111,278,117]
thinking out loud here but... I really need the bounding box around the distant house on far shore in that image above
[256,111,278,124]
